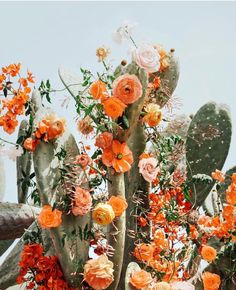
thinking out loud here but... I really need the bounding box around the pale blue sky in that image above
[1,1,236,203]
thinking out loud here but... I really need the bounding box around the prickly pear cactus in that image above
[186,102,232,206]
[16,120,32,203]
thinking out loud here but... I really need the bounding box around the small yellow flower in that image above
[96,46,110,62]
[143,103,163,127]
[92,203,115,225]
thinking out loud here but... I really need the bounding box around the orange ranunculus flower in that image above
[143,103,163,127]
[112,74,143,105]
[89,80,108,101]
[37,205,62,229]
[72,186,92,216]
[202,272,221,290]
[47,117,66,140]
[211,169,225,183]
[201,245,217,262]
[102,97,126,119]
[23,137,39,152]
[129,270,153,289]
[102,140,133,173]
[107,195,128,217]
[133,243,154,262]
[84,255,114,290]
[95,132,113,150]
[92,203,115,225]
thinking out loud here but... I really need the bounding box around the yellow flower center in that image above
[117,153,123,160]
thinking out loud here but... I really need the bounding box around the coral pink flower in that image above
[112,74,142,105]
[72,186,92,216]
[84,255,114,290]
[138,157,159,182]
[95,132,113,150]
[75,153,92,169]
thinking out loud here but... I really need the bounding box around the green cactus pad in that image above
[186,102,232,207]
[16,120,32,203]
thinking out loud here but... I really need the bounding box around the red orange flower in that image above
[201,245,217,262]
[95,132,113,149]
[202,272,221,290]
[211,169,225,183]
[90,80,108,101]
[102,140,133,173]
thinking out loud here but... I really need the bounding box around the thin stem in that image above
[0,137,18,146]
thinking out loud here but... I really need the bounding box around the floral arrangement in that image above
[0,21,235,290]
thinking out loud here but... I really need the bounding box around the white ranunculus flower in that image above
[0,146,23,161]
[132,44,160,73]
[112,20,137,44]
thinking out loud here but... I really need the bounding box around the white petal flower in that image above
[112,20,137,44]
[0,146,23,161]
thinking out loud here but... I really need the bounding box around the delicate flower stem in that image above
[0,137,18,146]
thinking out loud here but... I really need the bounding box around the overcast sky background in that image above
[0,1,236,197]
[0,1,236,202]
[0,1,236,288]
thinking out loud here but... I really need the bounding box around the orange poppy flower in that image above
[102,96,126,119]
[226,183,236,205]
[107,195,128,217]
[102,140,133,173]
[202,272,221,290]
[89,80,108,101]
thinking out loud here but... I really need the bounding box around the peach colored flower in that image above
[171,281,195,290]
[89,80,108,101]
[38,205,62,229]
[129,270,153,289]
[84,255,114,290]
[107,196,128,217]
[202,272,221,290]
[75,153,92,169]
[96,47,110,62]
[47,117,66,140]
[132,44,160,73]
[133,243,154,262]
[143,104,163,127]
[95,132,113,150]
[72,186,92,216]
[138,157,159,183]
[102,97,126,119]
[102,140,134,173]
[77,116,94,135]
[211,169,225,183]
[147,282,171,290]
[112,74,143,105]
[201,245,217,262]
[92,203,115,225]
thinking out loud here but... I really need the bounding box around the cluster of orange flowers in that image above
[0,63,34,134]
[23,114,66,152]
[198,172,236,242]
[16,243,71,289]
[89,73,142,119]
